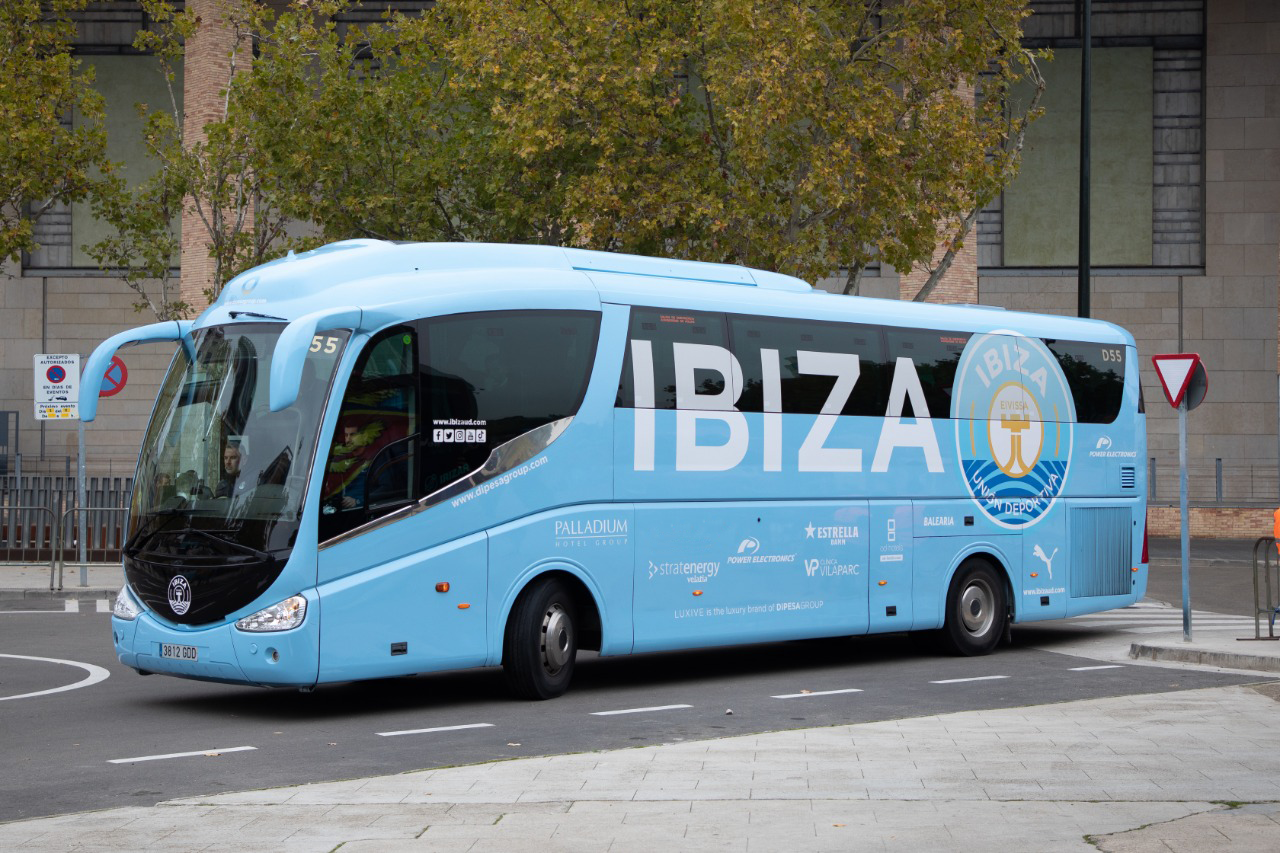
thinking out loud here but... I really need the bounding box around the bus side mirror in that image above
[269,306,362,412]
[81,320,194,422]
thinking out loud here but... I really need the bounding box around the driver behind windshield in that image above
[215,440,245,498]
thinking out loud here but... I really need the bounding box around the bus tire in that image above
[502,577,577,700]
[941,559,1006,656]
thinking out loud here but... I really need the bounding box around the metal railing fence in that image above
[56,506,130,590]
[1149,459,1280,506]
[1249,538,1280,641]
[1,472,132,566]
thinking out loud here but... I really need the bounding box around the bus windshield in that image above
[124,324,348,623]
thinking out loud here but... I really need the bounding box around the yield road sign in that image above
[1151,353,1204,409]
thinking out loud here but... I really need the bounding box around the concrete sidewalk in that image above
[0,561,121,600]
[1,683,1278,851]
[4,560,1280,850]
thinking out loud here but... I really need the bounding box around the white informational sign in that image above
[34,353,80,420]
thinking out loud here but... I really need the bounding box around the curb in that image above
[1129,641,1280,674]
[0,589,118,601]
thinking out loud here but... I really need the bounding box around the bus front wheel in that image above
[503,577,578,700]
[942,559,1006,656]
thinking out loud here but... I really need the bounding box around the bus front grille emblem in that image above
[167,575,192,616]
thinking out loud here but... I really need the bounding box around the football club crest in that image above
[168,575,192,615]
[951,332,1074,528]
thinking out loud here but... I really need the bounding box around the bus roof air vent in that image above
[564,248,811,292]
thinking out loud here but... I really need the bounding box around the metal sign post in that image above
[1152,353,1209,643]
[34,354,86,584]
[1177,396,1189,640]
[78,420,87,586]
[70,352,131,586]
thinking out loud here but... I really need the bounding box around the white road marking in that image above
[0,653,111,701]
[0,609,78,615]
[590,704,693,716]
[377,723,495,738]
[108,746,258,764]
[772,688,864,699]
[1064,605,1256,634]
[1,600,114,615]
[1069,665,1124,671]
[929,675,1009,685]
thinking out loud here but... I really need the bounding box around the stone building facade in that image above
[1,1,1277,536]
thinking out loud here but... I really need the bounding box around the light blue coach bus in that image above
[85,241,1147,698]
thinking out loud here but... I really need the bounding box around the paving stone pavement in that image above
[3,683,1279,851]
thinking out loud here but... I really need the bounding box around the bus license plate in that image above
[161,643,198,662]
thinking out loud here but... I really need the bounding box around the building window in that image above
[24,3,182,273]
[980,0,1204,270]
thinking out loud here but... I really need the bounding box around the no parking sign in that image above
[34,354,80,420]
[98,356,128,398]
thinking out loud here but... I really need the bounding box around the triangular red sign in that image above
[1151,353,1201,408]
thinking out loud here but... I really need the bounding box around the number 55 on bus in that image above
[83,241,1146,699]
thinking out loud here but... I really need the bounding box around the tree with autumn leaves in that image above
[444,0,1044,296]
[81,0,1044,313]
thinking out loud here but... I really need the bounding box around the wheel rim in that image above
[540,602,573,674]
[959,577,995,637]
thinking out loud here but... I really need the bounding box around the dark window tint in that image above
[1045,339,1126,424]
[885,329,970,418]
[419,310,599,493]
[729,315,886,415]
[617,308,730,410]
[320,326,418,541]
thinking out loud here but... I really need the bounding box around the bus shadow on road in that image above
[140,632,944,720]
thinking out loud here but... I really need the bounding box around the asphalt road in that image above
[0,597,1265,824]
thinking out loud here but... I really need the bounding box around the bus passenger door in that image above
[868,501,912,633]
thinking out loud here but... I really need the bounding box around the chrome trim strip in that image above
[319,417,573,549]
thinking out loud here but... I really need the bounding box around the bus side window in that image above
[729,314,887,416]
[884,329,970,418]
[319,326,418,541]
[1044,339,1126,424]
[616,308,730,410]
[418,310,600,495]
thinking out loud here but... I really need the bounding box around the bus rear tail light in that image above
[1141,511,1149,565]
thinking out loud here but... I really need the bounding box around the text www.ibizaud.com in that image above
[450,456,549,508]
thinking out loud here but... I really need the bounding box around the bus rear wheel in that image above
[503,577,578,700]
[942,559,1006,656]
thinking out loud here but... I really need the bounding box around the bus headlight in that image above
[113,586,142,621]
[235,595,307,632]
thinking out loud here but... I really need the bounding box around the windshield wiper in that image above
[123,506,188,556]
[184,526,273,562]
[124,514,274,564]
[228,310,286,321]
